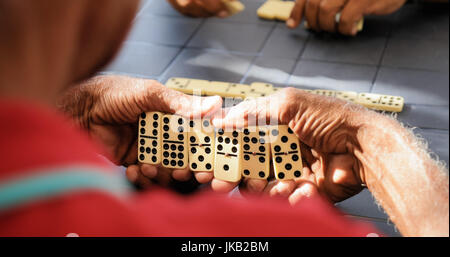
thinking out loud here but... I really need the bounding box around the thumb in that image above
[156,86,223,119]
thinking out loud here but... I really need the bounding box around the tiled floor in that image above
[103,0,449,237]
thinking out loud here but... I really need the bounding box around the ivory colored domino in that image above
[269,125,303,180]
[138,111,162,165]
[257,0,295,21]
[222,0,245,15]
[241,127,271,179]
[356,93,404,112]
[161,114,189,169]
[214,128,242,182]
[188,118,215,172]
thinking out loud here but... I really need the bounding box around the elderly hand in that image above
[58,75,222,189]
[167,0,231,18]
[211,88,369,204]
[286,0,407,35]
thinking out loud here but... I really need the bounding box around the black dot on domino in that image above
[258,171,265,178]
[151,156,157,162]
[291,143,297,150]
[152,129,158,136]
[171,152,176,158]
[223,164,229,171]
[178,118,183,125]
[140,128,146,134]
[163,117,169,124]
[153,122,158,128]
[243,129,250,135]
[217,144,223,151]
[232,139,238,145]
[294,170,301,177]
[198,155,204,162]
[141,113,146,119]
[205,136,211,143]
[278,172,285,179]
[251,137,258,144]
[178,145,184,151]
[259,131,266,137]
[189,120,195,128]
[218,136,223,143]
[171,144,176,151]
[152,140,157,147]
[190,136,196,143]
[285,163,292,170]
[163,133,169,139]
[163,125,169,131]
[163,151,169,157]
[191,147,196,153]
[153,113,158,120]
[140,139,145,145]
[225,138,231,144]
[171,160,176,166]
[139,154,145,160]
[274,145,281,152]
[276,156,282,163]
[163,159,169,165]
[205,147,211,154]
[140,147,145,153]
[281,136,288,143]
[178,134,184,141]
[146,147,151,153]
[191,163,197,169]
[244,169,250,175]
[244,144,250,150]
[178,153,184,159]
[178,160,184,167]
[259,146,265,152]
[292,154,299,161]
[140,120,146,127]
[259,157,265,163]
[232,131,238,137]
[206,163,212,169]
[244,155,250,160]
[288,128,294,134]
[218,129,224,135]
[203,120,210,127]
[163,144,169,150]
[177,127,184,133]
[231,147,237,153]
[243,137,250,143]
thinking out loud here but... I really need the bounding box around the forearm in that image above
[353,112,449,236]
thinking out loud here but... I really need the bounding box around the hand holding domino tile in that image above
[59,75,222,188]
[284,0,407,35]
[210,88,370,203]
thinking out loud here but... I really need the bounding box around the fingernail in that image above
[202,96,221,110]
[217,10,229,18]
[286,19,295,28]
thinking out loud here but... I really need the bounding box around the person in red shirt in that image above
[0,0,447,237]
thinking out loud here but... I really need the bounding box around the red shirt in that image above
[0,100,379,237]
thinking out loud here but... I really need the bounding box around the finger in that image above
[288,180,320,205]
[211,178,239,193]
[305,0,322,31]
[196,0,229,16]
[162,89,223,119]
[338,0,368,36]
[241,178,268,194]
[125,165,141,184]
[287,0,307,29]
[171,167,192,181]
[140,164,158,179]
[194,171,214,184]
[268,180,297,198]
[318,0,347,32]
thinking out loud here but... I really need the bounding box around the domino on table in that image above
[138,111,162,165]
[269,125,303,180]
[356,93,404,112]
[214,128,242,182]
[188,118,215,172]
[222,0,245,15]
[312,89,358,103]
[241,127,271,179]
[257,0,295,21]
[161,114,189,169]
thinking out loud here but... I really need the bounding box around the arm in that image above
[212,88,449,236]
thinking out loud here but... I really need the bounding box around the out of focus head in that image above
[0,0,139,101]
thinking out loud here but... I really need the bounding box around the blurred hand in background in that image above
[286,0,407,35]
